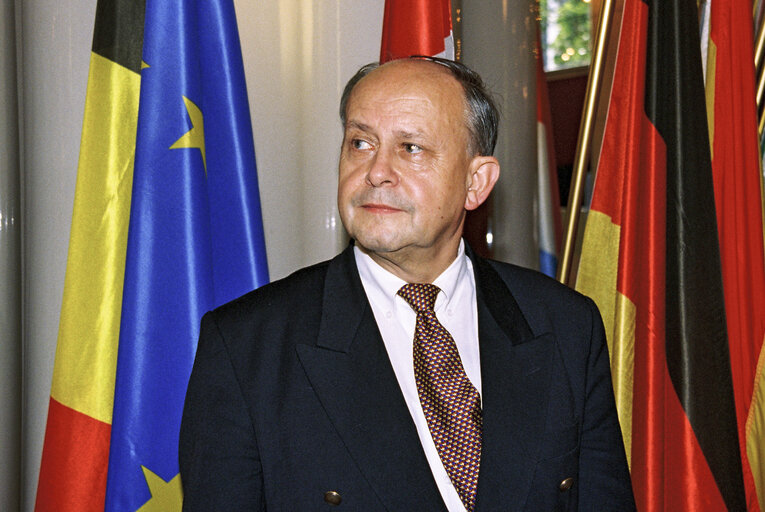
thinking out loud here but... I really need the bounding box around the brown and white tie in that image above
[398,283,482,511]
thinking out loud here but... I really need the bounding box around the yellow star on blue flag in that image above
[136,466,182,511]
[170,96,206,174]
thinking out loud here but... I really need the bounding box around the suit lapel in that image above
[295,247,445,511]
[296,246,557,510]
[470,255,556,510]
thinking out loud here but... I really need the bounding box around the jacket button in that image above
[324,490,342,505]
[559,477,575,491]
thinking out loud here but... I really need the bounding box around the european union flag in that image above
[105,0,268,509]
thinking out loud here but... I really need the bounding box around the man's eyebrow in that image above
[345,122,428,141]
[395,129,426,140]
[345,121,371,132]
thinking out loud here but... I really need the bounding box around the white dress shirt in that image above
[354,239,481,512]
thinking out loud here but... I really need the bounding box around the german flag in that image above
[35,0,145,510]
[576,0,748,509]
[706,0,765,509]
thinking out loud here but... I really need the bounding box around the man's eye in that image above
[352,139,372,150]
[404,143,422,154]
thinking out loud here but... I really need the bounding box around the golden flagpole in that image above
[754,5,765,70]
[755,0,765,135]
[758,90,765,136]
[557,0,616,285]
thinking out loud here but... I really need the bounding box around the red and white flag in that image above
[535,25,561,278]
[380,0,453,62]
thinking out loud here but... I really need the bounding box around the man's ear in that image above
[465,156,500,211]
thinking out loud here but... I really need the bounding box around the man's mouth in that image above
[361,203,404,213]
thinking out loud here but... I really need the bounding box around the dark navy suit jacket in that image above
[179,245,635,511]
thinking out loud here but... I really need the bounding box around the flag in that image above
[535,26,562,278]
[380,0,453,62]
[706,0,765,509]
[575,0,747,510]
[35,0,269,509]
[35,0,146,509]
[104,0,269,509]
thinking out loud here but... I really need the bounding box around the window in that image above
[540,0,593,71]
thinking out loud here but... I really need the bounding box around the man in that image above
[180,57,635,511]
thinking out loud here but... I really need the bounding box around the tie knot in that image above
[397,283,441,313]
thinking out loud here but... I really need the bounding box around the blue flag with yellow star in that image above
[104,0,268,509]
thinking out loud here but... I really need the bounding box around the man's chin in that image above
[352,236,406,257]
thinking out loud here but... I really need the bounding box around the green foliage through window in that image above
[540,0,592,71]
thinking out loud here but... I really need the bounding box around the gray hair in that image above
[338,56,499,156]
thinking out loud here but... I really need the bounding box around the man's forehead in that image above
[348,59,463,109]
[369,59,455,85]
[374,58,454,77]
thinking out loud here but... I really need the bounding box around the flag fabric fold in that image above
[36,0,268,510]
[576,0,748,510]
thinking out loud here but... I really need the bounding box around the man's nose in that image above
[366,150,398,187]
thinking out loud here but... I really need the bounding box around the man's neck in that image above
[358,241,463,284]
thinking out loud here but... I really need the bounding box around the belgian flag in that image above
[576,0,749,509]
[35,0,269,510]
[35,0,145,510]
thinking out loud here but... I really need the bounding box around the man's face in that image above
[338,60,474,272]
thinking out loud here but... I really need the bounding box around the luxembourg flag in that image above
[535,27,561,278]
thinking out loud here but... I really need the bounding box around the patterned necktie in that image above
[398,283,482,511]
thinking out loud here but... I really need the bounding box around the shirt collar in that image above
[353,239,468,313]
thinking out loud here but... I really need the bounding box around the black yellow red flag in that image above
[35,0,145,509]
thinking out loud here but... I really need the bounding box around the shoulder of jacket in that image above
[210,258,333,320]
